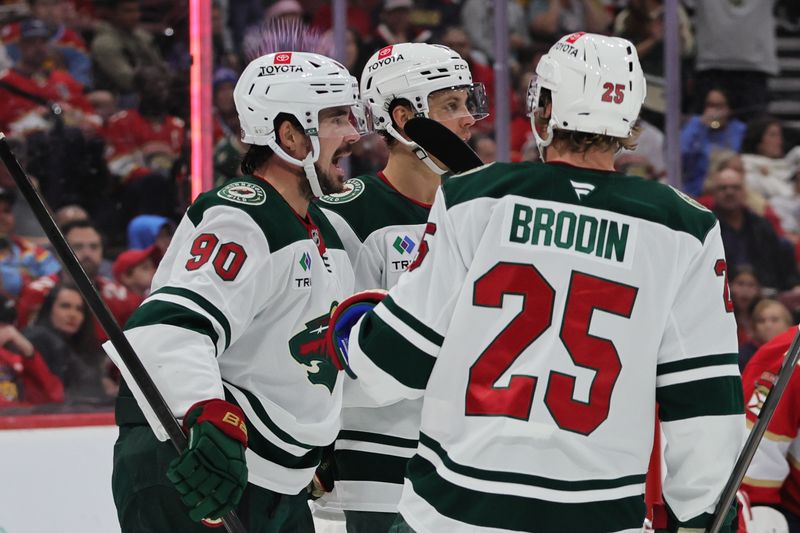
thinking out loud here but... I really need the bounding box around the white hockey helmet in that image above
[234,51,368,197]
[360,42,488,174]
[528,32,646,153]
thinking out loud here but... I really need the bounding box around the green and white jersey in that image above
[105,177,354,495]
[316,172,432,512]
[347,162,746,532]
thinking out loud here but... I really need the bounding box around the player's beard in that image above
[315,163,343,196]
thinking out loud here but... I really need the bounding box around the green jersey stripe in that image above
[357,312,435,390]
[223,381,317,450]
[382,296,444,346]
[338,430,418,449]
[407,455,646,533]
[420,433,646,491]
[223,388,322,469]
[657,376,744,422]
[334,449,408,484]
[151,286,232,349]
[125,300,219,355]
[656,354,739,376]
[442,162,717,243]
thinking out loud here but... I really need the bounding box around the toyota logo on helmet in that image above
[274,52,292,64]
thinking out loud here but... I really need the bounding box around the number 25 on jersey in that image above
[465,263,638,436]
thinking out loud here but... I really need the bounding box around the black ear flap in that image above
[404,117,483,174]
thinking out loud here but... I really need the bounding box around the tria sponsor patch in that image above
[217,181,267,205]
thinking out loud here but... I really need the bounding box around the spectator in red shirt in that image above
[0,307,64,406]
[17,220,141,340]
[1,0,93,86]
[0,18,96,137]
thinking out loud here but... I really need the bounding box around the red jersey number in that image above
[465,263,637,435]
[185,234,247,281]
[407,222,437,272]
[714,259,734,313]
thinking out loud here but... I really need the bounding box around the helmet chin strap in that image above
[267,135,324,198]
[531,117,555,163]
[386,123,447,176]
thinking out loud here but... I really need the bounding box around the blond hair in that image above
[752,298,792,327]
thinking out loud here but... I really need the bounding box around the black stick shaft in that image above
[0,133,246,533]
[709,325,800,533]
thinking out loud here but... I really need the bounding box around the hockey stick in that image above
[709,324,800,533]
[0,133,247,533]
[404,117,484,173]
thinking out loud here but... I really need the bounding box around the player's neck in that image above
[382,148,441,205]
[254,161,310,217]
[545,145,616,172]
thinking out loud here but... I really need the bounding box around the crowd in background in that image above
[0,0,798,410]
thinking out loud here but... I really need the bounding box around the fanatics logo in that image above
[275,52,292,64]
[378,46,393,59]
[565,32,585,44]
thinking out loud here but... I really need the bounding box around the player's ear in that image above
[277,119,306,157]
[391,104,415,132]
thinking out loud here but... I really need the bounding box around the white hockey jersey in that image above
[347,162,746,532]
[317,172,432,512]
[105,177,354,495]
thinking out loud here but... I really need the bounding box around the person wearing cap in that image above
[0,187,61,298]
[112,245,158,297]
[0,17,95,136]
[212,67,239,143]
[0,0,93,86]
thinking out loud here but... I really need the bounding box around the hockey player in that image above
[314,42,488,532]
[740,326,799,532]
[327,33,745,532]
[104,51,365,531]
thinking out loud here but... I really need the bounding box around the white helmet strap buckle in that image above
[386,122,447,175]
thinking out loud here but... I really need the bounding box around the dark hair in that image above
[61,218,100,238]
[703,85,732,108]
[37,282,99,355]
[730,264,761,285]
[741,115,783,155]
[240,113,304,175]
[377,98,414,148]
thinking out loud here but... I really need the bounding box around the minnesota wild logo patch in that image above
[288,307,339,393]
[218,181,267,205]
[319,178,364,204]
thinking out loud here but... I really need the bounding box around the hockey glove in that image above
[325,290,387,379]
[308,444,337,500]
[166,399,249,522]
